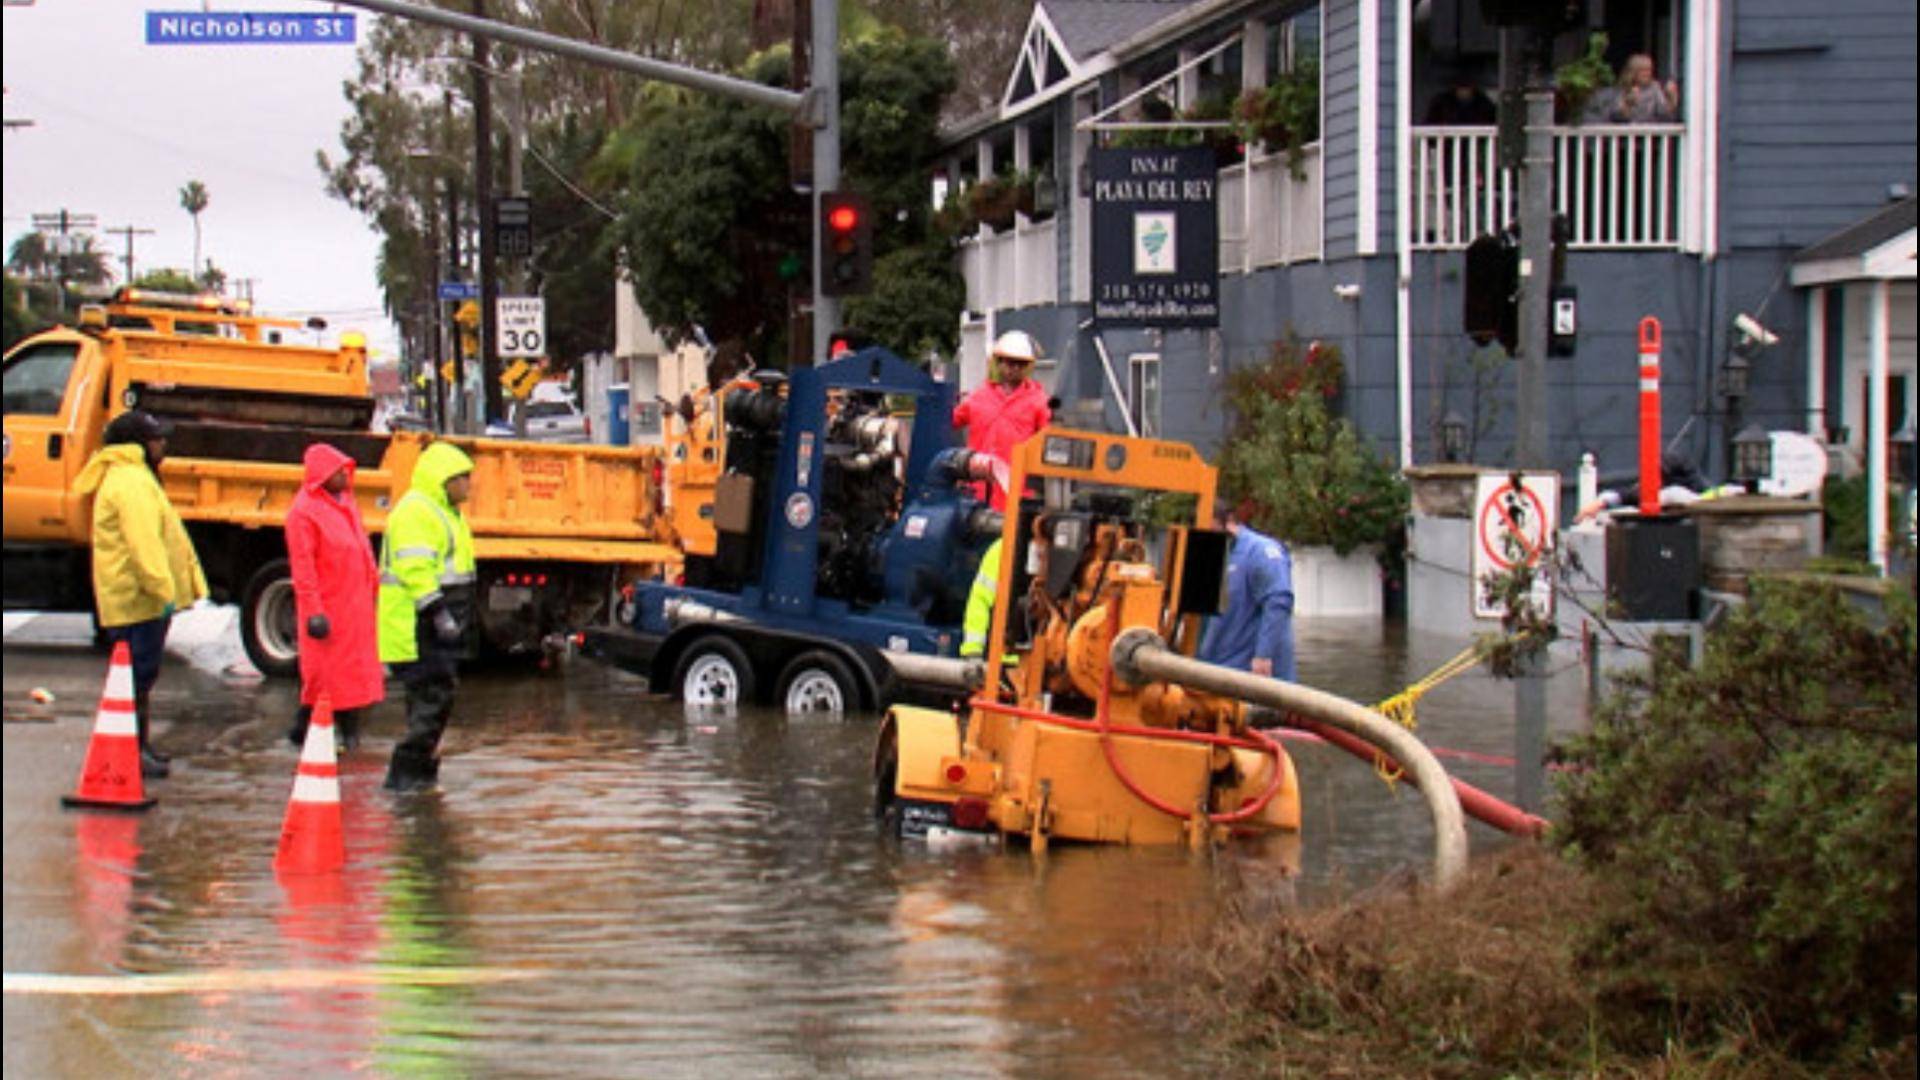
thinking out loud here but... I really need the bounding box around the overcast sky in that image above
[2,1,400,354]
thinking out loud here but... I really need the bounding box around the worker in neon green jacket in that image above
[377,442,477,791]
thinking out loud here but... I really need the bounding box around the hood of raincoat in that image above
[409,442,475,506]
[302,443,357,495]
[73,443,148,495]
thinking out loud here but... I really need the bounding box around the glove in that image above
[161,601,176,619]
[432,606,462,646]
[306,614,331,640]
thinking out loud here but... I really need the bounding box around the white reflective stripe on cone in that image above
[103,660,135,700]
[93,705,138,738]
[298,730,338,766]
[289,773,341,804]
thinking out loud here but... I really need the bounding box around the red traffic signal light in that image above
[819,190,874,297]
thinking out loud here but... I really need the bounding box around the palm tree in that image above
[179,180,209,278]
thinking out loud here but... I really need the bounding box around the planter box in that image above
[1290,544,1383,618]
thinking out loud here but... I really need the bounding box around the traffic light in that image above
[819,191,873,297]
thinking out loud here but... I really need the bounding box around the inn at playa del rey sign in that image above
[1090,146,1220,329]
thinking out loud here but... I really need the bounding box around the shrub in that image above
[1556,579,1918,1056]
[1217,337,1409,556]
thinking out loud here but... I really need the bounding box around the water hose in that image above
[1110,629,1469,894]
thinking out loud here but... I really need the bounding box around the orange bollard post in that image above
[275,697,346,874]
[61,642,158,812]
[1637,317,1662,517]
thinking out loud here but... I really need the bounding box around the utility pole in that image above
[103,225,155,285]
[473,0,500,432]
[31,209,97,313]
[1509,25,1556,817]
[808,0,840,365]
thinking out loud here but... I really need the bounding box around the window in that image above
[1129,353,1162,438]
[525,400,576,419]
[1267,5,1322,75]
[2,343,79,416]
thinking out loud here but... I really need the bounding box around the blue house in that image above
[934,0,1917,489]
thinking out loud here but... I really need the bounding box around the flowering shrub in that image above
[1217,337,1409,555]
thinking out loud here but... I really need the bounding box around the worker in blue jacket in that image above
[1197,500,1297,681]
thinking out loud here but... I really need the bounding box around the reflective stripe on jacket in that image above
[377,442,477,664]
[74,443,208,628]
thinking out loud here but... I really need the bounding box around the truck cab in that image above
[3,328,110,610]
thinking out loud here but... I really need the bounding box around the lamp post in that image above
[1732,423,1772,493]
[1720,351,1752,482]
[1440,410,1468,464]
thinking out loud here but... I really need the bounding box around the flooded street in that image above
[5,614,1587,1077]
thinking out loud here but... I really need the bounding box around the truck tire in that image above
[776,650,859,715]
[673,634,755,707]
[240,559,301,679]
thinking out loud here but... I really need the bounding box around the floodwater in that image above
[4,616,1587,1078]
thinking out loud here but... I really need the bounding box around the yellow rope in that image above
[1367,640,1504,787]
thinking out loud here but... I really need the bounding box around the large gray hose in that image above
[1110,628,1469,894]
[879,651,984,692]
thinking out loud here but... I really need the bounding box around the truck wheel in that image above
[777,650,858,715]
[674,635,755,707]
[240,559,301,679]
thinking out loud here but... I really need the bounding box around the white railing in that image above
[958,218,1058,314]
[1411,124,1684,250]
[1220,142,1324,271]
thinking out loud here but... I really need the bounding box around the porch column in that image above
[1805,286,1827,436]
[1242,19,1268,91]
[1869,279,1890,572]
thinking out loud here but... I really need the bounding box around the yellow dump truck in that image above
[3,289,679,676]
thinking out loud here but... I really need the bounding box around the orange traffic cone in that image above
[61,641,157,812]
[274,696,345,874]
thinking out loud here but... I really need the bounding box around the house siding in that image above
[1321,0,1361,257]
[1723,0,1918,250]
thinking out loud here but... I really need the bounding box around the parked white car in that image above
[514,384,590,444]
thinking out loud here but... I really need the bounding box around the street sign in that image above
[496,296,545,358]
[500,358,542,399]
[495,197,533,259]
[438,281,480,302]
[1471,472,1558,620]
[145,11,356,45]
[1089,146,1220,328]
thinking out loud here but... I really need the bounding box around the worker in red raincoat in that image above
[952,330,1051,510]
[285,443,385,749]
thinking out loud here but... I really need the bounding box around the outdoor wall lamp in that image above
[1732,424,1773,490]
[1720,350,1751,402]
[1440,410,1468,463]
[1892,418,1917,487]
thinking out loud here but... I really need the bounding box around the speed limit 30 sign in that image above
[497,296,545,358]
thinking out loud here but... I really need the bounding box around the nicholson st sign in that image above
[1090,146,1220,329]
[145,11,357,45]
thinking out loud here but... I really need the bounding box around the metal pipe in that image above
[1111,629,1469,893]
[879,651,983,692]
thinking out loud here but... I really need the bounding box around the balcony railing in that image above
[1411,124,1684,250]
[959,217,1058,313]
[1220,142,1324,270]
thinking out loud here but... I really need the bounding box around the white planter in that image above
[1289,544,1383,618]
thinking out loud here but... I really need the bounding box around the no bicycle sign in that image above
[1471,472,1558,620]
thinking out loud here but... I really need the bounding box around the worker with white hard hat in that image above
[953,330,1052,510]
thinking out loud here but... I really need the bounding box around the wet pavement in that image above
[5,614,1588,1077]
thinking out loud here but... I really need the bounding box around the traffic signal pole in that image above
[809,0,840,365]
[473,0,500,433]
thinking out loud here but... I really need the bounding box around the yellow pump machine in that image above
[874,429,1301,849]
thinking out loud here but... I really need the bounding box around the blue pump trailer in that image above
[583,348,1002,712]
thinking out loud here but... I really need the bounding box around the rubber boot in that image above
[135,689,171,776]
[288,704,312,749]
[384,747,437,792]
[336,709,362,752]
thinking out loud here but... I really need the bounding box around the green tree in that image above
[4,272,52,351]
[179,180,210,278]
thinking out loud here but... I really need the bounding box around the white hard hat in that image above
[990,330,1041,363]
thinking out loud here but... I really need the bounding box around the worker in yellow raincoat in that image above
[377,442,477,792]
[73,410,208,778]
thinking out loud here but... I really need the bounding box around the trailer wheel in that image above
[777,650,858,715]
[240,559,301,679]
[673,635,755,707]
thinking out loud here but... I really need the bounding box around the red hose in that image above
[1287,717,1549,839]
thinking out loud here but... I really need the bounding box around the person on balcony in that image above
[1586,54,1678,123]
[1423,77,1497,126]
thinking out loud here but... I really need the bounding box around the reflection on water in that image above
[14,619,1586,1077]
